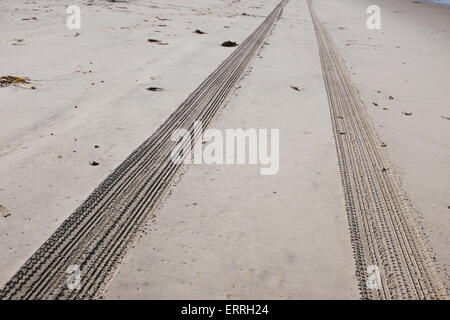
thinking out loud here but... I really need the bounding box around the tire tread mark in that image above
[307,0,447,300]
[0,0,289,300]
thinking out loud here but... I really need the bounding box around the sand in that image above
[0,0,279,287]
[312,0,450,292]
[0,0,448,299]
[104,0,359,299]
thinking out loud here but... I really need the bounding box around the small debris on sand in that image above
[440,116,450,120]
[380,142,387,147]
[376,90,382,93]
[12,38,24,45]
[147,87,164,92]
[221,41,237,47]
[337,115,343,119]
[94,145,100,149]
[388,95,394,100]
[0,76,35,89]
[373,102,379,106]
[402,111,412,116]
[290,85,301,91]
[1,76,28,86]
[0,205,11,218]
[193,29,206,34]
[147,39,168,45]
[89,161,99,166]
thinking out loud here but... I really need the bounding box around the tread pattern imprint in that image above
[0,0,289,300]
[307,0,447,300]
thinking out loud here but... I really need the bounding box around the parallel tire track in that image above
[0,0,289,300]
[307,0,447,299]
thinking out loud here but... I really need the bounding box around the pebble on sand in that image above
[147,87,164,92]
[221,40,237,47]
[193,29,206,34]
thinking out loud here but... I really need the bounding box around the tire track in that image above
[0,0,289,300]
[307,0,447,299]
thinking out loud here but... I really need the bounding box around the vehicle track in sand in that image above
[307,0,447,300]
[0,0,289,300]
